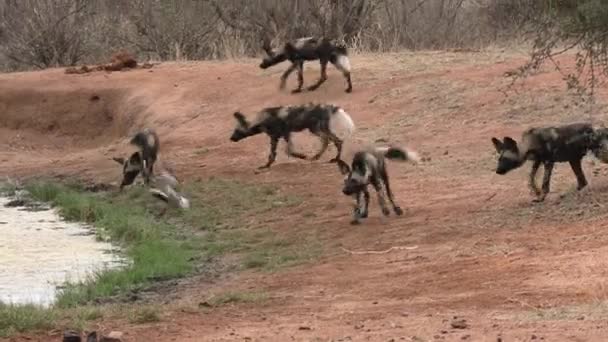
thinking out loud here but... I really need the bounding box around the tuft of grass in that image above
[206,291,269,307]
[0,182,18,197]
[0,303,56,338]
[128,306,161,324]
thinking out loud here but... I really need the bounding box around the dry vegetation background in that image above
[0,0,573,72]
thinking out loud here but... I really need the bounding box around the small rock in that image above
[577,316,585,321]
[497,337,502,342]
[298,326,311,331]
[63,330,81,342]
[461,335,470,340]
[444,150,449,155]
[531,334,537,340]
[451,319,469,329]
[100,331,123,342]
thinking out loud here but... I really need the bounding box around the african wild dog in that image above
[112,128,160,190]
[336,146,420,225]
[491,122,597,202]
[260,37,352,93]
[230,103,355,169]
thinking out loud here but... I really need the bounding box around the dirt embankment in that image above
[4,51,608,341]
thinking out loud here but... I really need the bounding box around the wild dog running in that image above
[336,146,420,225]
[230,103,356,169]
[490,122,607,202]
[260,37,353,93]
[112,128,159,190]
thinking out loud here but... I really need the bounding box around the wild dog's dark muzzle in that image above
[495,158,520,175]
[342,179,365,196]
[230,131,245,142]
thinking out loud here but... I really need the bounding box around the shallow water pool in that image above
[0,196,125,306]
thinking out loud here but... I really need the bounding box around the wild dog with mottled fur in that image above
[260,37,352,93]
[491,123,596,202]
[230,103,355,169]
[336,146,420,225]
[112,128,160,190]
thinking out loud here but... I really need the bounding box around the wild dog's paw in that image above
[291,88,302,94]
[381,207,391,216]
[394,207,404,216]
[350,219,361,225]
[532,196,546,203]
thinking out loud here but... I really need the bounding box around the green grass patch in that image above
[0,303,56,338]
[1,177,318,336]
[0,181,18,197]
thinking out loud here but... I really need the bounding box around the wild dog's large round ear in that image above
[112,157,125,165]
[491,137,503,153]
[502,137,518,150]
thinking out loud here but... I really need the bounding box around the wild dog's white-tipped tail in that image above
[329,107,356,140]
[377,146,420,164]
[336,55,351,72]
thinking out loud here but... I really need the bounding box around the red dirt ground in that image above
[3,51,608,341]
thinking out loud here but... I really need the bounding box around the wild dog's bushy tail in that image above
[329,107,356,140]
[376,146,420,164]
[130,128,160,161]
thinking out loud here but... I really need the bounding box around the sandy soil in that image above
[3,50,608,341]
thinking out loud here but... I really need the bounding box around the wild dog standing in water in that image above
[112,128,160,190]
[260,37,353,93]
[336,146,420,225]
[491,123,596,202]
[230,103,356,169]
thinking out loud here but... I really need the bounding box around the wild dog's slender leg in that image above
[528,160,541,197]
[534,161,554,202]
[331,56,352,93]
[362,189,370,218]
[259,136,279,169]
[307,59,328,91]
[312,134,329,161]
[292,61,304,94]
[327,133,343,163]
[372,177,391,216]
[351,189,370,225]
[142,159,153,185]
[279,63,298,90]
[381,168,403,216]
[569,158,588,190]
[284,134,308,160]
